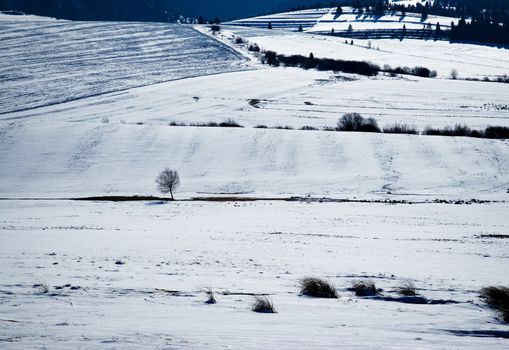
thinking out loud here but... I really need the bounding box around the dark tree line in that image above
[0,0,175,22]
[2,0,508,44]
[450,18,509,45]
[389,1,509,45]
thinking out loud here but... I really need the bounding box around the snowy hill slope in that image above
[1,12,509,350]
[229,7,459,33]
[0,14,508,201]
[1,119,507,200]
[224,25,509,79]
[0,16,247,115]
[3,68,508,130]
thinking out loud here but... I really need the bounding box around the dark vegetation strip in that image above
[256,50,508,84]
[0,196,495,205]
[261,50,438,78]
[169,114,509,140]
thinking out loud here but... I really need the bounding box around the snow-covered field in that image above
[1,200,508,349]
[0,119,508,200]
[0,16,247,115]
[230,7,460,32]
[226,26,509,79]
[9,67,508,130]
[1,10,509,349]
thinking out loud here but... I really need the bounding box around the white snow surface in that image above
[1,200,508,349]
[2,65,509,130]
[1,12,509,350]
[0,16,247,115]
[0,119,508,200]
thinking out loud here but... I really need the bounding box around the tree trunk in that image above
[170,189,174,201]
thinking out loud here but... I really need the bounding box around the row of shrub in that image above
[383,64,437,78]
[262,51,380,76]
[169,115,509,140]
[465,75,509,84]
[423,125,509,139]
[169,118,243,128]
[261,51,439,78]
[333,114,509,139]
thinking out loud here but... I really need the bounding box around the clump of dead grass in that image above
[251,296,276,313]
[480,286,509,323]
[396,281,417,296]
[351,280,379,297]
[299,277,338,298]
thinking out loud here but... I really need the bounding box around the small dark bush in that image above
[383,124,418,135]
[496,75,509,84]
[254,125,268,129]
[337,113,381,133]
[249,99,261,108]
[204,288,217,304]
[251,296,276,313]
[235,36,244,44]
[396,281,417,296]
[190,122,218,127]
[385,66,436,78]
[190,119,243,128]
[34,281,50,294]
[263,51,279,66]
[300,126,318,130]
[218,118,243,128]
[275,125,294,130]
[169,121,186,127]
[485,126,509,139]
[360,118,382,133]
[351,280,379,297]
[424,124,472,137]
[299,277,338,298]
[337,113,364,131]
[248,44,260,52]
[480,286,509,323]
[210,25,220,32]
[411,66,434,78]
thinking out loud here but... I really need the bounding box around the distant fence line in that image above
[227,22,450,40]
[322,29,450,40]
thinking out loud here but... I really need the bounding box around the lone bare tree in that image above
[156,168,180,200]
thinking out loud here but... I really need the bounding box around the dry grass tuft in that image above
[351,280,379,297]
[396,281,417,296]
[204,288,217,304]
[299,277,338,298]
[34,281,50,294]
[480,286,509,323]
[251,296,276,313]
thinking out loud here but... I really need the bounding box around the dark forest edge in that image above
[1,1,508,46]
